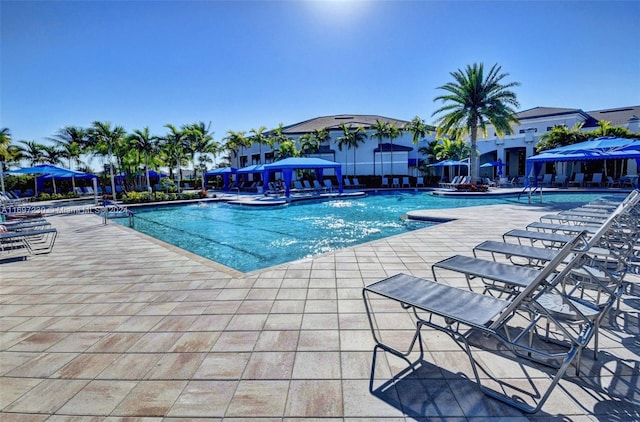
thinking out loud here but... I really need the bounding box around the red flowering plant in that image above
[455,183,489,192]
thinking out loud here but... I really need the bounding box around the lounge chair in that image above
[323,179,335,192]
[402,177,410,188]
[291,181,306,194]
[415,177,424,187]
[540,173,553,186]
[313,180,326,193]
[553,175,567,187]
[587,173,603,187]
[567,173,585,187]
[606,176,620,188]
[620,174,638,188]
[302,180,314,192]
[391,178,400,188]
[468,192,640,358]
[0,226,58,258]
[381,177,389,188]
[364,233,592,413]
[352,178,363,188]
[343,178,353,189]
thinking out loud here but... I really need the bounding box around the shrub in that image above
[455,183,489,192]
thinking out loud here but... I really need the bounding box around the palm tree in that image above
[128,127,158,191]
[336,123,367,176]
[161,124,188,189]
[41,145,63,165]
[273,139,299,160]
[16,140,45,166]
[223,130,248,166]
[404,116,430,144]
[249,126,268,163]
[183,121,215,184]
[432,62,520,184]
[48,126,86,170]
[386,122,402,177]
[88,121,127,200]
[536,122,587,152]
[0,128,13,193]
[433,136,471,179]
[371,119,389,176]
[299,133,319,157]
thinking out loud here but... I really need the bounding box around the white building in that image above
[232,106,640,181]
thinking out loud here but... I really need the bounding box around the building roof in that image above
[516,105,640,129]
[516,106,592,121]
[281,114,411,134]
[585,105,640,127]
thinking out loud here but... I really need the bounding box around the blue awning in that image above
[205,167,237,176]
[263,157,343,197]
[427,159,469,167]
[525,137,640,187]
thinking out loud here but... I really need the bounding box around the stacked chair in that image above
[0,216,57,260]
[363,190,639,413]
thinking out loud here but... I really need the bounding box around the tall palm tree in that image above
[250,125,268,163]
[0,128,12,193]
[161,124,188,189]
[16,140,45,166]
[371,119,389,176]
[88,121,127,200]
[128,127,158,191]
[48,126,86,170]
[432,62,520,184]
[336,123,368,176]
[223,130,248,167]
[41,145,63,165]
[386,122,402,177]
[183,121,215,183]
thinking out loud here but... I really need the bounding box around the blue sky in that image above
[2,0,639,145]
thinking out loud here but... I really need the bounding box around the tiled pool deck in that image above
[1,200,639,420]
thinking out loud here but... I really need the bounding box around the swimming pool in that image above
[117,191,622,272]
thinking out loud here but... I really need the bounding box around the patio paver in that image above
[1,198,639,419]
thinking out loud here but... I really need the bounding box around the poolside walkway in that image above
[1,200,639,420]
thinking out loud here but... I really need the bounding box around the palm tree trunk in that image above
[469,125,478,184]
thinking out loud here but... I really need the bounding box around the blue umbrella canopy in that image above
[427,159,470,167]
[236,164,265,174]
[7,165,96,195]
[205,167,237,176]
[543,137,640,155]
[8,164,87,177]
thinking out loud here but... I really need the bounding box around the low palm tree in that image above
[433,62,520,184]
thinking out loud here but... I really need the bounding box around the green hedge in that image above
[122,191,206,204]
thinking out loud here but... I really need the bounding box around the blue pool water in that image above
[117,191,622,272]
